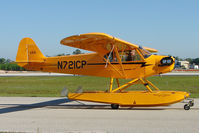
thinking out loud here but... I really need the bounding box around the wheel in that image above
[111,104,119,109]
[189,101,194,107]
[184,104,190,110]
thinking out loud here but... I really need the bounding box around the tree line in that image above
[174,56,199,65]
[0,58,25,71]
[55,49,83,56]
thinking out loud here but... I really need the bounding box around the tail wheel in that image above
[111,104,119,109]
[184,104,190,110]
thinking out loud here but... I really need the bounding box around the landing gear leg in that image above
[189,100,194,107]
[183,98,194,110]
[111,104,119,109]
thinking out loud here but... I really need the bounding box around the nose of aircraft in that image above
[159,56,174,66]
[156,56,175,74]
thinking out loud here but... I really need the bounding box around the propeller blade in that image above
[75,86,83,93]
[61,87,68,97]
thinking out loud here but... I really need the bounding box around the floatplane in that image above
[16,33,194,110]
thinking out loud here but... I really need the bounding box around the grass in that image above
[0,76,199,98]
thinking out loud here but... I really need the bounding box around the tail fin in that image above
[16,38,45,63]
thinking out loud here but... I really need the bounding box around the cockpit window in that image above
[120,49,141,61]
[138,46,151,58]
[104,52,117,62]
[104,49,142,62]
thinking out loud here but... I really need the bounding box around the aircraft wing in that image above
[60,33,158,54]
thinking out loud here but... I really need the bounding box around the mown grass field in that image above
[0,76,199,98]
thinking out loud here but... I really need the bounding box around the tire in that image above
[184,104,190,110]
[111,104,119,109]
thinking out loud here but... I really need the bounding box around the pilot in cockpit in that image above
[126,50,135,61]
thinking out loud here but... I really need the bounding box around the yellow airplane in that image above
[16,33,194,110]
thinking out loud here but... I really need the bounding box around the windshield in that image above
[138,46,151,58]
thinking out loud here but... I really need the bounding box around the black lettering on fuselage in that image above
[81,60,87,68]
[58,61,62,69]
[76,61,81,69]
[57,60,87,69]
[68,61,73,69]
[63,61,67,69]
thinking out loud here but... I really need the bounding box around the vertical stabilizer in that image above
[16,38,45,62]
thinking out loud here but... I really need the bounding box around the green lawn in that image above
[0,76,199,98]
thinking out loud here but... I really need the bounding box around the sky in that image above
[0,0,199,60]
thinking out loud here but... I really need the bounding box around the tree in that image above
[185,58,192,63]
[173,56,183,61]
[72,49,82,55]
[56,53,65,56]
[0,58,6,64]
[56,53,70,56]
[191,58,199,65]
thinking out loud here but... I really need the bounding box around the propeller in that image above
[61,87,68,97]
[75,86,83,93]
[61,86,83,97]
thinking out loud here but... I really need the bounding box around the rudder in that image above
[16,38,45,63]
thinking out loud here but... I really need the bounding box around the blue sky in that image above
[0,0,198,60]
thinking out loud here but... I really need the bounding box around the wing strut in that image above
[105,45,115,68]
[116,78,120,87]
[108,78,121,92]
[114,46,126,77]
[102,44,125,78]
[104,41,127,78]
[109,77,114,92]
